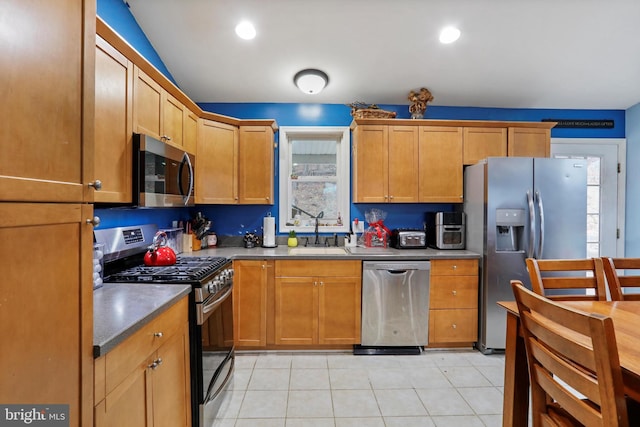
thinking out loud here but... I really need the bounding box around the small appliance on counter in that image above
[426,212,466,249]
[390,229,426,249]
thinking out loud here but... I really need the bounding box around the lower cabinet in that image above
[233,259,272,347]
[428,259,479,346]
[94,297,191,427]
[274,260,362,347]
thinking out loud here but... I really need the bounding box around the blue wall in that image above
[625,103,640,256]
[95,1,636,246]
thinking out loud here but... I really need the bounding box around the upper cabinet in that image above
[238,126,275,205]
[0,0,96,203]
[196,120,238,204]
[95,36,133,203]
[352,119,554,204]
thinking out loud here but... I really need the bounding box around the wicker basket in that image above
[351,108,397,119]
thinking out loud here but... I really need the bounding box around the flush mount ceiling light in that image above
[293,69,329,95]
[439,26,461,44]
[235,21,256,40]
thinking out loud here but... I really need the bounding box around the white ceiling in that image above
[125,0,640,110]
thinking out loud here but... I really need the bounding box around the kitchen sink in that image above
[288,247,350,255]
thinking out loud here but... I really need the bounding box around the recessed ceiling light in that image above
[439,26,461,44]
[293,69,329,95]
[235,21,256,40]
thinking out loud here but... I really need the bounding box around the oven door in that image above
[198,285,234,424]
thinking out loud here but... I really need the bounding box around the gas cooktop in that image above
[106,256,229,283]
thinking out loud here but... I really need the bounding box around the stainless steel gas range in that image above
[95,224,234,427]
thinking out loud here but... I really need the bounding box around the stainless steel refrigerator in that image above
[464,157,587,353]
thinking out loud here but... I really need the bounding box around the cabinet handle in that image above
[266,196,270,201]
[313,281,318,287]
[86,216,101,227]
[161,135,171,141]
[389,195,394,200]
[148,358,163,370]
[452,265,457,270]
[320,281,324,287]
[452,290,457,296]
[153,332,163,338]
[452,324,457,329]
[88,180,102,191]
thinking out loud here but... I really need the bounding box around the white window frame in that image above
[278,126,350,234]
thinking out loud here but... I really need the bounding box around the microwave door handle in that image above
[527,190,535,259]
[179,153,194,205]
[536,190,545,259]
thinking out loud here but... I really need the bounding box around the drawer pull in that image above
[148,358,163,370]
[452,324,457,329]
[452,290,457,296]
[452,265,457,270]
[153,332,163,338]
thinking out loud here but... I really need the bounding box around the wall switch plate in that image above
[352,221,364,233]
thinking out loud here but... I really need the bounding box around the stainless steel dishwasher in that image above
[360,261,430,353]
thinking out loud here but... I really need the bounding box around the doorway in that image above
[550,138,626,257]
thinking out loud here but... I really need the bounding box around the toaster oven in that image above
[426,212,466,249]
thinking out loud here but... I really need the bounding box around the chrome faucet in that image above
[314,217,320,246]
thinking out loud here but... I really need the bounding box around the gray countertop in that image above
[181,245,480,260]
[93,283,191,358]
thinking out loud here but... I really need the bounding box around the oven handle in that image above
[204,350,235,405]
[197,283,233,325]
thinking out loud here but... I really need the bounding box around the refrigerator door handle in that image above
[527,190,536,258]
[536,190,545,259]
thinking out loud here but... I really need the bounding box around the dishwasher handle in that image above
[363,261,431,271]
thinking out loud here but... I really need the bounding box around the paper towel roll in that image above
[263,216,276,247]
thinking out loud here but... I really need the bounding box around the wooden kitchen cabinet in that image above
[94,297,191,427]
[418,126,464,202]
[95,36,134,203]
[463,127,507,165]
[238,125,275,204]
[274,260,361,346]
[0,203,95,427]
[428,259,479,346]
[0,0,95,203]
[352,125,419,203]
[508,126,550,157]
[184,111,199,155]
[196,120,239,204]
[233,260,272,347]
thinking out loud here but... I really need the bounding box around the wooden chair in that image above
[602,257,640,301]
[510,280,631,427]
[525,258,608,301]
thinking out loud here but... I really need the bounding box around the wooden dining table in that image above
[499,300,640,427]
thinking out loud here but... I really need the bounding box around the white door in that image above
[551,138,626,257]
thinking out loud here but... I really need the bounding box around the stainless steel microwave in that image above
[133,134,195,207]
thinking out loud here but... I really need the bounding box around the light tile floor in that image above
[204,349,505,427]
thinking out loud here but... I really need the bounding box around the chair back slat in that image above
[511,280,629,427]
[526,258,607,301]
[603,257,640,301]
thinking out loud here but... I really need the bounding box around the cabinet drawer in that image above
[430,276,477,309]
[431,259,477,276]
[429,309,478,343]
[276,260,361,277]
[104,297,188,394]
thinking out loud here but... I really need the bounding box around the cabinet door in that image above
[151,323,191,427]
[387,126,419,202]
[419,126,463,202]
[94,365,150,427]
[0,203,94,427]
[196,120,238,204]
[429,309,478,343]
[274,278,317,345]
[508,127,550,157]
[0,0,93,203]
[95,37,133,203]
[133,67,162,139]
[234,260,269,347]
[463,127,507,165]
[162,93,185,147]
[352,125,388,202]
[238,126,274,204]
[318,277,361,345]
[183,111,198,155]
[429,276,478,309]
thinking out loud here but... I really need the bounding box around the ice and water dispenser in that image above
[495,209,525,252]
